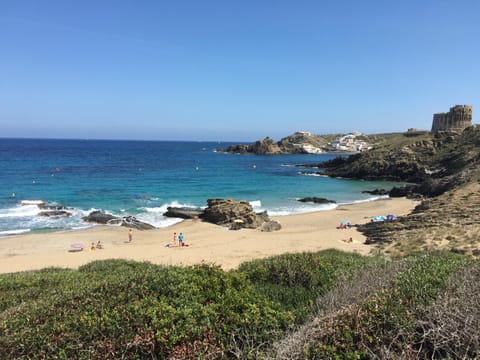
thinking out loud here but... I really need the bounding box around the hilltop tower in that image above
[431,105,472,133]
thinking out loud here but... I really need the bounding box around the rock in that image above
[163,207,204,219]
[121,216,156,230]
[82,211,155,230]
[41,204,72,211]
[218,137,283,155]
[82,211,118,224]
[38,210,72,217]
[362,189,389,196]
[202,198,280,231]
[203,199,260,228]
[298,197,336,204]
[250,137,282,155]
[220,144,250,154]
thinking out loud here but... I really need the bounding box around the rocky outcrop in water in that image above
[298,197,336,204]
[82,211,155,230]
[121,216,156,230]
[220,137,284,155]
[82,211,118,224]
[163,207,204,219]
[202,198,281,231]
[37,205,73,218]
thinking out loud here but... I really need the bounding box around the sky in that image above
[1,0,479,141]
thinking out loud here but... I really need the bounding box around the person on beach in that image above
[178,232,184,247]
[96,240,103,249]
[173,232,177,246]
[128,229,133,242]
[90,242,96,251]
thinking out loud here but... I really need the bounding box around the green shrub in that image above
[237,249,373,322]
[0,261,292,359]
[299,251,470,358]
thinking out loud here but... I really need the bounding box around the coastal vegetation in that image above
[1,250,478,359]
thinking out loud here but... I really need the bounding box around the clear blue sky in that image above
[1,1,479,141]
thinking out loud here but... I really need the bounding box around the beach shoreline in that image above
[0,197,418,275]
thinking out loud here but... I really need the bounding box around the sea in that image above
[0,138,401,237]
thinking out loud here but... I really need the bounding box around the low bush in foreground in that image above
[277,251,473,359]
[237,249,374,322]
[1,250,478,359]
[0,261,292,359]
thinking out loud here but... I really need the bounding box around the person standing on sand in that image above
[178,232,184,247]
[173,232,177,246]
[128,228,133,242]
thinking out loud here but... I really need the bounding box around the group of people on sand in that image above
[169,232,187,247]
[126,228,189,248]
[90,241,103,250]
[337,221,353,230]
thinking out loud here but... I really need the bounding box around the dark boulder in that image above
[82,211,156,230]
[38,210,72,217]
[121,216,156,230]
[82,211,118,224]
[362,189,389,196]
[298,197,336,204]
[163,207,204,219]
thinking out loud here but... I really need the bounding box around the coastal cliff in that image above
[314,126,480,256]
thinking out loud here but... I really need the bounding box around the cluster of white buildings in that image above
[328,133,372,152]
[290,131,372,154]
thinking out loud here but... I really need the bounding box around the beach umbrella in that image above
[70,243,84,249]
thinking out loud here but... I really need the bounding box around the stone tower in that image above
[431,105,472,133]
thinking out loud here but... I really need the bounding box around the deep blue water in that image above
[0,138,399,235]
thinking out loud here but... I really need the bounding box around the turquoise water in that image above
[0,138,399,235]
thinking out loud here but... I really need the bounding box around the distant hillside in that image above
[218,131,411,155]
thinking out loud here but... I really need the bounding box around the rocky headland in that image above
[218,132,342,154]
[307,126,480,256]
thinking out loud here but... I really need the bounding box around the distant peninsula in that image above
[218,131,382,155]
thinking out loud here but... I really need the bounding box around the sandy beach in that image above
[0,197,417,274]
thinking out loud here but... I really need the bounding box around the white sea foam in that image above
[298,172,327,177]
[268,202,338,216]
[0,229,31,236]
[249,200,262,208]
[137,201,201,228]
[337,195,389,206]
[20,200,44,206]
[0,204,40,218]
